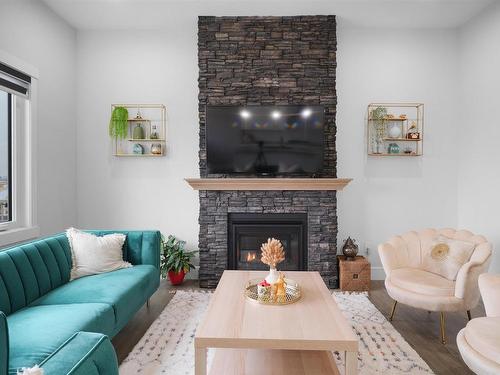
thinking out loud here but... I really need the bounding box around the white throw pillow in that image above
[66,228,131,280]
[17,365,44,375]
[422,235,476,281]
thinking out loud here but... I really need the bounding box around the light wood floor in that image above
[112,279,480,374]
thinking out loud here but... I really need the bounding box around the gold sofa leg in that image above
[389,301,398,321]
[440,312,446,345]
[146,298,151,308]
[467,310,472,321]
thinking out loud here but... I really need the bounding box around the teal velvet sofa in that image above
[0,230,161,375]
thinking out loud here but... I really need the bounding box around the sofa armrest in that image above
[454,242,492,306]
[40,332,118,375]
[378,242,402,276]
[479,273,500,317]
[0,312,8,375]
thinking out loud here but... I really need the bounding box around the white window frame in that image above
[0,50,39,247]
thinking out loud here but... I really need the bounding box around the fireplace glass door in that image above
[228,213,307,271]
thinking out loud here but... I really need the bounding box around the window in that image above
[0,54,39,245]
[0,90,11,223]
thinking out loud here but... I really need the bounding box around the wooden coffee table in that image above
[195,270,358,375]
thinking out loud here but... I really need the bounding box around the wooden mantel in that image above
[185,178,352,191]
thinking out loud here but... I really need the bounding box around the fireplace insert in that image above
[228,213,307,271]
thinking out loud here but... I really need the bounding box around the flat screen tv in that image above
[206,105,325,176]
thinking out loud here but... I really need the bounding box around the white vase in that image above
[265,267,279,284]
[388,123,402,138]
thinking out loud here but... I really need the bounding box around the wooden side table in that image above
[338,255,371,292]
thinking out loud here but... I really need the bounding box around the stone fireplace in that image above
[198,190,337,288]
[196,15,339,288]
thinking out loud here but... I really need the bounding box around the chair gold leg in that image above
[467,310,472,321]
[440,312,446,345]
[389,301,398,321]
[146,298,151,308]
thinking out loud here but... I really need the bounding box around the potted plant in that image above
[160,235,197,285]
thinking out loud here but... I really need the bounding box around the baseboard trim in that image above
[371,266,386,280]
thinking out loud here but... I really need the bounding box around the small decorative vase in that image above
[388,143,400,154]
[388,123,402,138]
[265,267,279,284]
[133,124,145,139]
[133,143,144,154]
[151,143,162,155]
[150,125,159,139]
[342,237,359,260]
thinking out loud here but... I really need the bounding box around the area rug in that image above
[119,290,433,375]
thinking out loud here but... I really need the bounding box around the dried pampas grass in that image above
[260,238,285,268]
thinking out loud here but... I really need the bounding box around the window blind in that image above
[0,62,31,98]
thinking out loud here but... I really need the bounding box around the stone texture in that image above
[197,16,338,288]
[198,15,337,178]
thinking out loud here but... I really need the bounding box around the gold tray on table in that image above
[244,278,301,305]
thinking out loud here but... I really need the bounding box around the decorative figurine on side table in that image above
[257,279,271,300]
[342,237,359,260]
[407,121,420,139]
[275,272,287,303]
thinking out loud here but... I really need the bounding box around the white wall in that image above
[75,30,200,272]
[336,26,460,278]
[458,1,500,273]
[0,0,77,236]
[76,17,461,279]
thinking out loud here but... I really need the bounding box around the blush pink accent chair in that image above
[378,228,492,344]
[458,274,500,375]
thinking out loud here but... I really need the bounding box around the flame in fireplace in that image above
[246,252,257,262]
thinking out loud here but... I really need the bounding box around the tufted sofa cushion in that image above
[0,234,72,315]
[31,265,158,331]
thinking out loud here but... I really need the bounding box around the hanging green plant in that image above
[371,106,388,141]
[109,106,129,139]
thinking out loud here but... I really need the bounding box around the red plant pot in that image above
[168,270,186,285]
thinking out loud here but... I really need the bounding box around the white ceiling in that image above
[42,0,495,30]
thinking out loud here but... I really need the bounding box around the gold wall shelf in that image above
[367,103,424,157]
[111,103,167,157]
[114,153,165,157]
